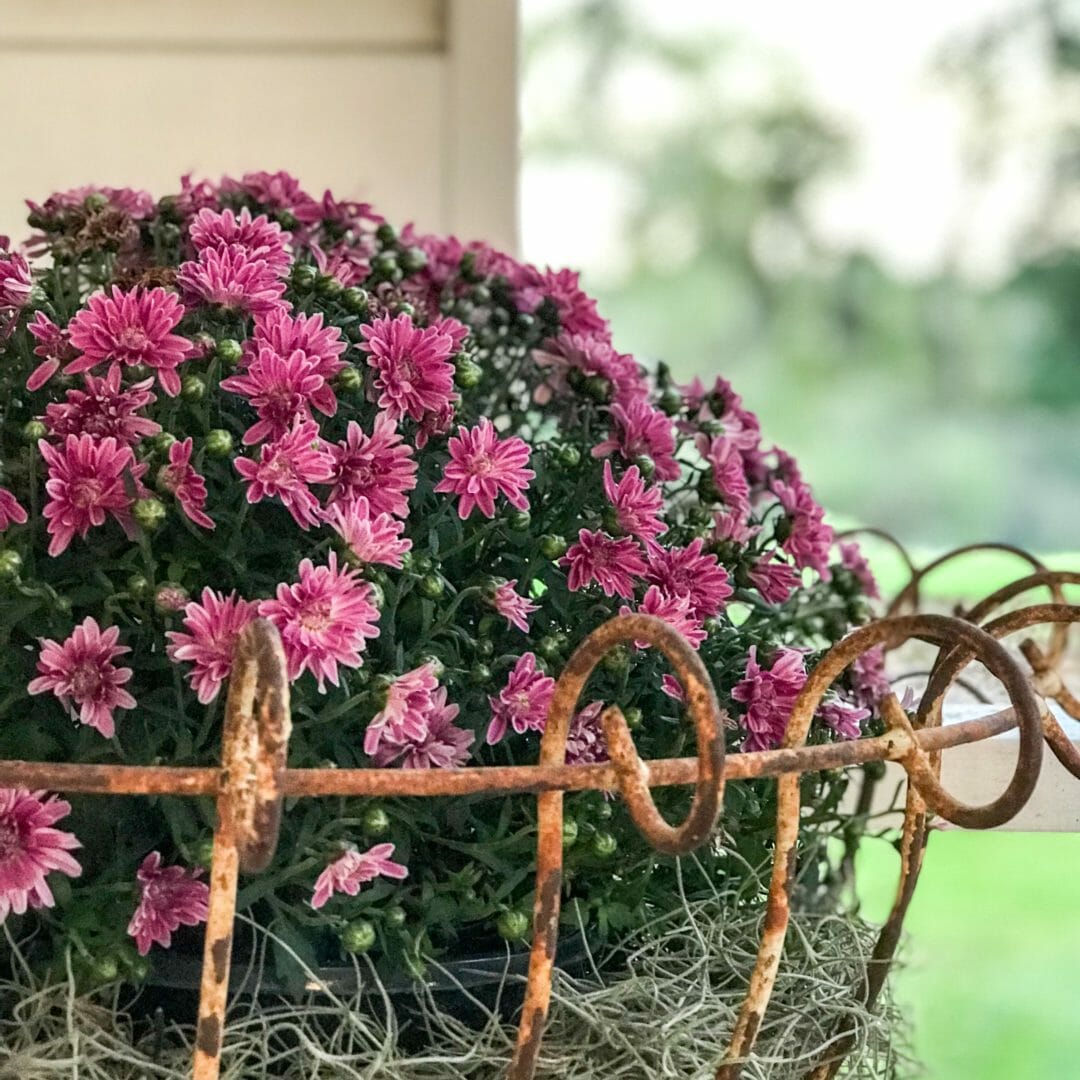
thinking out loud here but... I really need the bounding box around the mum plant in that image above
[0,173,887,988]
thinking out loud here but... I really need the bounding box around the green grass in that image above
[857,832,1080,1079]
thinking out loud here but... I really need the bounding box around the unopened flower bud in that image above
[658,387,683,416]
[152,432,177,455]
[400,246,427,274]
[341,287,369,315]
[497,910,530,942]
[341,919,377,954]
[205,429,234,457]
[291,263,319,290]
[23,420,47,443]
[0,550,22,581]
[454,355,483,389]
[418,573,445,600]
[154,582,189,613]
[539,534,568,560]
[362,806,391,837]
[215,337,243,365]
[134,497,167,532]
[316,274,343,299]
[375,222,397,247]
[506,509,531,532]
[180,375,206,402]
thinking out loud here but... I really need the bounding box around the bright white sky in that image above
[521,0,1045,284]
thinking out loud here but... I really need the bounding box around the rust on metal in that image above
[2,545,1080,1079]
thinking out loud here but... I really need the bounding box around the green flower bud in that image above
[633,456,656,482]
[276,210,299,232]
[152,431,178,455]
[83,192,109,212]
[190,837,216,868]
[623,706,643,730]
[180,375,206,402]
[316,274,343,299]
[591,832,618,858]
[419,654,446,678]
[215,338,244,365]
[556,444,581,469]
[362,806,391,838]
[205,429,234,457]
[596,799,613,820]
[454,355,483,389]
[0,550,22,582]
[601,645,630,676]
[562,817,579,850]
[417,573,445,600]
[93,956,120,981]
[128,956,151,981]
[497,910,530,942]
[474,637,494,660]
[515,311,536,334]
[583,375,611,403]
[126,572,151,600]
[658,387,683,416]
[539,534,568,560]
[341,287,369,315]
[133,497,167,532]
[413,554,434,575]
[470,663,492,687]
[341,919,377,954]
[506,509,531,532]
[366,582,385,610]
[459,250,480,282]
[699,419,725,437]
[372,251,399,279]
[538,635,562,662]
[384,905,407,929]
[159,222,182,245]
[400,246,428,274]
[291,263,319,290]
[23,420,47,443]
[394,301,416,320]
[375,222,397,247]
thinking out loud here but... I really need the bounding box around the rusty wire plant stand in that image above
[3,540,1080,1080]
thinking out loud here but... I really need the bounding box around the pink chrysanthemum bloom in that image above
[323,498,411,568]
[565,701,609,767]
[177,244,287,316]
[731,646,808,752]
[25,311,77,391]
[222,170,318,216]
[165,589,260,705]
[0,789,81,922]
[364,661,441,754]
[434,419,535,520]
[562,529,648,600]
[415,400,456,449]
[259,553,380,691]
[126,851,210,956]
[38,434,143,556]
[620,586,706,650]
[747,557,802,605]
[27,617,135,738]
[532,332,647,406]
[516,266,608,338]
[816,698,871,742]
[713,508,759,546]
[489,579,539,633]
[221,346,332,445]
[696,434,750,514]
[157,438,214,529]
[591,399,681,481]
[311,842,407,910]
[359,313,456,423]
[0,488,28,533]
[838,541,881,600]
[486,652,556,745]
[602,461,665,549]
[646,539,733,620]
[234,420,334,530]
[252,308,347,387]
[44,367,161,445]
[371,688,474,769]
[188,206,291,274]
[773,476,834,580]
[851,646,891,711]
[64,286,192,397]
[327,415,418,519]
[0,245,32,311]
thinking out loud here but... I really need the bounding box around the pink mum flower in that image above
[360,313,456,423]
[696,434,750,514]
[0,488,28,533]
[0,789,81,922]
[259,553,380,691]
[838,541,881,600]
[188,207,291,273]
[851,646,891,711]
[434,419,535,520]
[221,346,332,445]
[177,244,287,315]
[562,529,648,600]
[532,332,647,406]
[602,460,665,548]
[0,246,32,311]
[747,556,802,605]
[371,687,474,769]
[731,646,807,752]
[38,434,143,556]
[252,308,346,387]
[489,579,539,633]
[591,399,680,482]
[311,842,408,910]
[65,286,192,397]
[165,589,260,705]
[661,674,685,703]
[44,367,161,445]
[27,617,136,738]
[234,420,334,530]
[816,698,870,741]
[323,498,411,568]
[26,311,77,391]
[486,652,556,745]
[221,170,317,215]
[646,539,733,620]
[364,661,441,755]
[565,701,609,767]
[773,476,834,580]
[620,585,706,649]
[516,266,607,338]
[156,438,214,529]
[713,508,759,546]
[126,852,210,956]
[327,415,418,519]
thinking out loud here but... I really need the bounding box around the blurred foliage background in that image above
[520,2,1080,1077]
